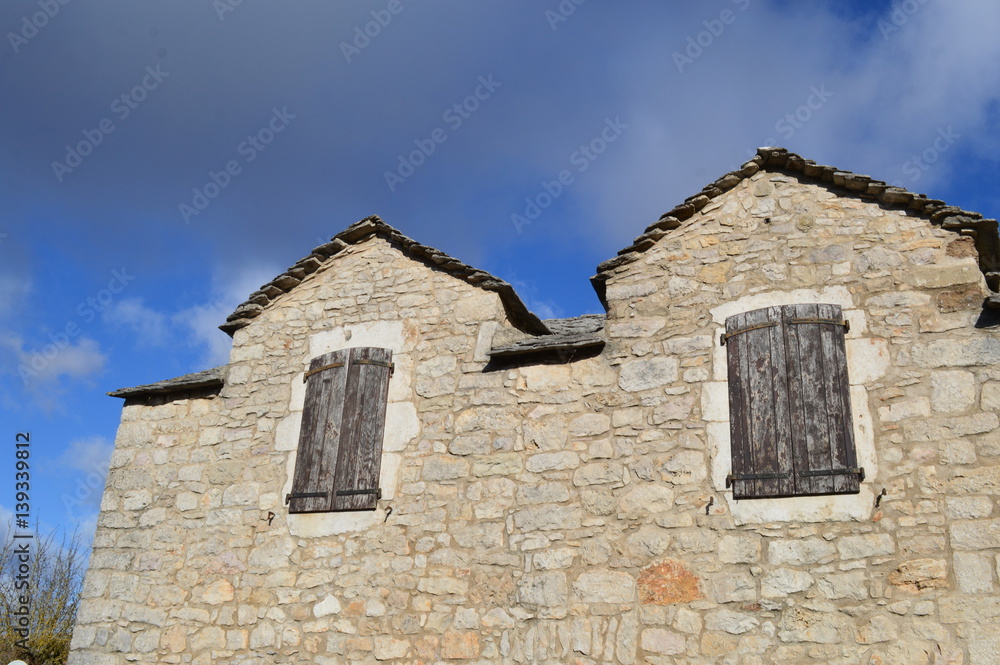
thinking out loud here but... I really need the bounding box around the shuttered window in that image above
[722,304,863,499]
[287,347,393,513]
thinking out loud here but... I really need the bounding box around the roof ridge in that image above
[594,147,1000,309]
[220,215,551,336]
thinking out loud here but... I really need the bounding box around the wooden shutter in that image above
[287,347,392,513]
[724,304,860,499]
[289,349,350,513]
[331,347,392,511]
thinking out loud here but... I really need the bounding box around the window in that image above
[721,303,863,499]
[286,347,393,513]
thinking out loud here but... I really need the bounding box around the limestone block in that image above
[707,570,755,603]
[422,456,470,481]
[906,261,981,288]
[837,533,895,559]
[533,548,575,570]
[573,570,635,604]
[449,435,491,456]
[200,579,234,605]
[944,496,993,519]
[930,370,976,413]
[657,450,707,484]
[516,483,570,505]
[520,364,572,391]
[569,413,611,437]
[383,402,420,451]
[618,484,675,518]
[942,439,977,465]
[609,318,666,338]
[982,381,1000,411]
[969,624,1000,665]
[878,398,930,423]
[856,615,898,644]
[512,504,582,532]
[454,406,519,434]
[777,607,848,644]
[912,338,1000,367]
[817,571,868,600]
[638,559,704,605]
[950,519,1000,550]
[525,451,580,473]
[954,552,996,593]
[718,534,761,564]
[768,538,836,565]
[761,569,814,597]
[573,462,627,487]
[640,629,685,656]
[516,572,568,619]
[619,357,678,392]
[624,526,671,558]
[417,576,468,596]
[704,609,759,635]
[313,595,341,617]
[122,490,152,511]
[471,453,522,477]
[846,338,890,384]
[888,559,948,592]
[373,636,410,660]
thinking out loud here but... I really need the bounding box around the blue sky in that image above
[2,0,1000,544]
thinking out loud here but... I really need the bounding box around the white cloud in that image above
[174,264,281,366]
[57,436,114,477]
[18,337,106,384]
[0,273,31,315]
[104,297,169,344]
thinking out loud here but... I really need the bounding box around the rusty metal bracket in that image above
[720,321,777,345]
[787,317,850,332]
[285,491,329,504]
[303,362,345,382]
[355,358,395,375]
[801,467,865,481]
[726,471,789,487]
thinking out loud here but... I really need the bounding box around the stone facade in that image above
[70,149,1000,665]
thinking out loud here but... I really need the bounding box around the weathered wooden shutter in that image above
[287,347,392,513]
[724,304,860,499]
[331,347,392,511]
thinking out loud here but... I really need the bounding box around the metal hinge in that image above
[801,467,865,481]
[726,471,789,487]
[285,491,329,504]
[720,321,777,345]
[336,488,382,499]
[787,317,850,331]
[355,359,394,375]
[303,362,345,382]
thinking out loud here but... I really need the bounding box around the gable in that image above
[593,147,1000,312]
[220,215,549,336]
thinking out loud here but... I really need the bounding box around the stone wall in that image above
[70,172,1000,665]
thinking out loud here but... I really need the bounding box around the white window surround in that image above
[276,320,420,537]
[704,286,881,525]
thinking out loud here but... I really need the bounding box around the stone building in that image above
[70,147,1000,665]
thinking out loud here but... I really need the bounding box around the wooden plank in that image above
[817,303,859,494]
[289,349,349,513]
[767,308,795,497]
[332,347,392,511]
[726,311,751,499]
[790,303,834,494]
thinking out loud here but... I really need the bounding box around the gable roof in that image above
[592,147,1000,310]
[220,215,550,336]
